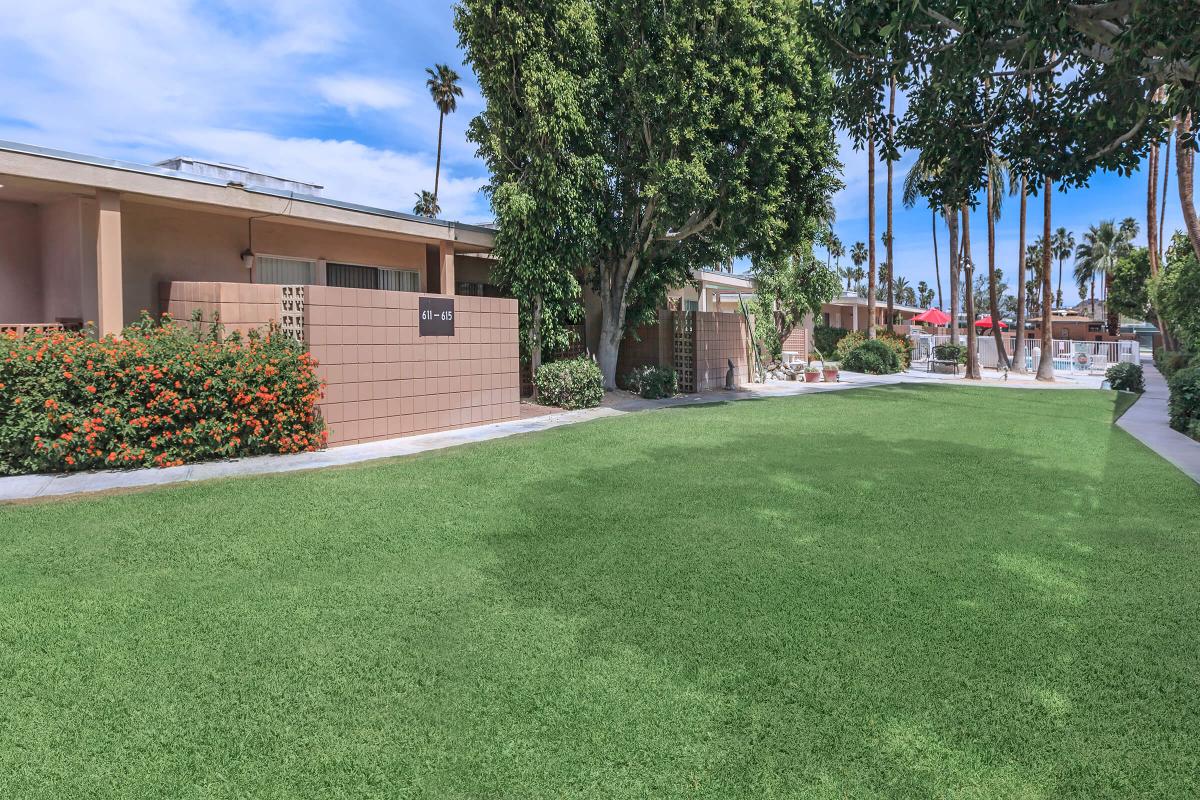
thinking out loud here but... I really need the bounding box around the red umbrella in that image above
[974,316,1008,329]
[913,308,951,325]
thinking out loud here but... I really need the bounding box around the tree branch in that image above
[657,206,720,243]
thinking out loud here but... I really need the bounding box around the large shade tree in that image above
[459,0,840,389]
[817,0,1200,379]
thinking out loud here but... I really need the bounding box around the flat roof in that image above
[0,139,495,241]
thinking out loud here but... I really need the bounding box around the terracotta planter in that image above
[804,371,820,383]
[822,368,838,382]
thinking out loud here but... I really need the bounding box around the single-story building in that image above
[0,140,501,333]
[0,140,517,446]
[821,291,924,332]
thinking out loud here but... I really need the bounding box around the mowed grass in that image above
[1,385,1198,799]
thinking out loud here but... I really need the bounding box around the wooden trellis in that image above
[672,310,696,393]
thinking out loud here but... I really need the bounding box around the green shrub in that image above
[0,314,325,476]
[841,339,902,375]
[878,331,914,369]
[624,365,678,399]
[833,330,866,362]
[535,356,603,409]
[812,325,849,359]
[1155,349,1193,380]
[1167,365,1200,440]
[1105,362,1145,394]
[933,342,968,364]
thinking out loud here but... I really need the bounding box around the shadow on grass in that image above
[477,386,1200,796]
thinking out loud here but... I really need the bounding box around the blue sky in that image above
[0,1,1179,306]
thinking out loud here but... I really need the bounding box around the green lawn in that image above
[1,385,1198,798]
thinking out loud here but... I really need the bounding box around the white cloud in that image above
[316,76,412,113]
[0,0,493,223]
[171,128,489,222]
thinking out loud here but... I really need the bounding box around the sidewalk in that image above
[0,366,1135,502]
[1115,358,1200,484]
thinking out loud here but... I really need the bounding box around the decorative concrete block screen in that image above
[304,286,519,446]
[162,282,521,448]
[694,311,750,390]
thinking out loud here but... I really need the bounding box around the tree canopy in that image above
[458,0,841,387]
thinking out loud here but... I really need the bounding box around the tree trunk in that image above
[434,112,445,201]
[885,75,896,333]
[1105,273,1118,335]
[1037,180,1055,382]
[962,205,980,379]
[529,295,543,402]
[1012,173,1028,373]
[1160,126,1172,261]
[1090,277,1096,319]
[1055,257,1064,310]
[867,131,877,339]
[932,209,943,310]
[986,164,1010,369]
[1176,112,1200,265]
[1148,139,1161,277]
[596,261,634,391]
[947,207,960,346]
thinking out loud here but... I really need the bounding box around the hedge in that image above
[0,314,326,476]
[535,356,604,409]
[841,339,902,374]
[624,365,678,399]
[1168,365,1200,441]
[812,325,850,360]
[1105,362,1145,394]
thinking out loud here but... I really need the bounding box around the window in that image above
[683,299,699,312]
[328,262,420,292]
[256,256,315,285]
[379,268,421,292]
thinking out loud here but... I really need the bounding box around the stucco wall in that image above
[39,197,97,325]
[0,201,44,323]
[123,201,429,326]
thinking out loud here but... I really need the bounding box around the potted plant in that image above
[822,361,839,382]
[804,364,821,382]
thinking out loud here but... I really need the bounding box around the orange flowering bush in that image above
[0,313,326,476]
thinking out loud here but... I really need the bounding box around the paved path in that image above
[0,366,1113,502]
[1116,358,1200,485]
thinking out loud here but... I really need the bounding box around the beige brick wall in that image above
[304,285,520,446]
[695,312,750,390]
[160,281,279,337]
[161,282,521,448]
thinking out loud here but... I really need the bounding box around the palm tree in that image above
[985,151,1014,369]
[413,190,440,218]
[885,74,897,332]
[1050,227,1075,309]
[425,64,464,203]
[894,276,911,307]
[829,235,845,273]
[917,280,934,308]
[902,151,947,311]
[1036,180,1055,382]
[849,242,867,292]
[1073,220,1132,324]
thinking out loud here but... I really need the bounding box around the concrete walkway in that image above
[0,365,1123,502]
[1116,358,1200,485]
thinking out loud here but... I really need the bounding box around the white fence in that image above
[918,334,1138,374]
